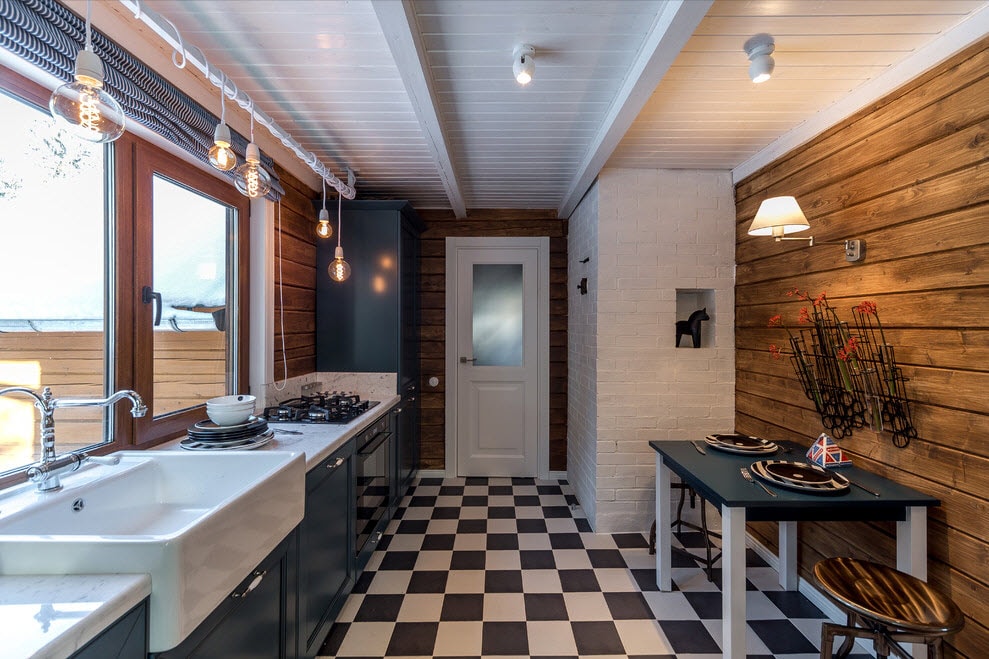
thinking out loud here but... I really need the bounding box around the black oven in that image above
[355,414,391,566]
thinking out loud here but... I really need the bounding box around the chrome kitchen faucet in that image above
[0,386,147,492]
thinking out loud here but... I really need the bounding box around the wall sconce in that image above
[747,196,864,262]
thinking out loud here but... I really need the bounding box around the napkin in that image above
[806,433,852,468]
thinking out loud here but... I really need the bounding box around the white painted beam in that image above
[557,0,714,219]
[372,0,468,218]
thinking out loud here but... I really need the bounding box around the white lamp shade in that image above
[747,196,810,237]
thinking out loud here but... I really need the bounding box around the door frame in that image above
[444,236,550,479]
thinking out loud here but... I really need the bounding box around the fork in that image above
[740,467,777,497]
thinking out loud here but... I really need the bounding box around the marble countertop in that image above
[2,394,400,657]
[0,573,151,659]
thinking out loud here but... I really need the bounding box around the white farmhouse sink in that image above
[0,450,305,652]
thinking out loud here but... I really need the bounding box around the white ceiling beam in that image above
[557,0,714,219]
[372,0,468,218]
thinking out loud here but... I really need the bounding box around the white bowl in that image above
[206,407,253,426]
[207,394,256,409]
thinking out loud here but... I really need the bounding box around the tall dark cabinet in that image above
[315,201,422,500]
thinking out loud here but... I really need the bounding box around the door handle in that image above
[141,286,162,327]
[459,356,476,364]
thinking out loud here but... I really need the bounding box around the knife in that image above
[692,441,706,455]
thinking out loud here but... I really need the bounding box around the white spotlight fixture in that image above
[743,33,775,84]
[49,0,126,143]
[208,74,237,172]
[233,102,272,199]
[315,177,333,239]
[513,44,535,85]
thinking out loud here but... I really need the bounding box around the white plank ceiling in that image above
[128,0,987,217]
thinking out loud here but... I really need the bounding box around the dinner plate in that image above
[704,433,778,455]
[750,460,850,495]
[191,416,263,433]
[180,430,274,451]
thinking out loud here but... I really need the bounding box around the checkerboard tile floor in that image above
[318,477,870,658]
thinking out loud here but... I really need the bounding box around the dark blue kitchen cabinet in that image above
[315,200,423,395]
[69,599,148,658]
[299,440,354,657]
[392,385,419,505]
[149,530,298,659]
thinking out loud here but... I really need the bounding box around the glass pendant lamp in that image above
[328,192,350,282]
[233,102,271,198]
[49,0,125,143]
[208,74,237,172]
[315,177,333,239]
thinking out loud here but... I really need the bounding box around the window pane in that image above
[151,175,234,416]
[471,263,524,367]
[0,91,108,474]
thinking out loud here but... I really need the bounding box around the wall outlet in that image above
[301,381,322,394]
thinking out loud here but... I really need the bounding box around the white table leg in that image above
[898,506,928,659]
[778,521,798,590]
[656,454,672,591]
[722,505,746,659]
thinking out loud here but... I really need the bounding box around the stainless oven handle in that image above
[358,431,392,456]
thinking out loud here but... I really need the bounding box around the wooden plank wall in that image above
[272,165,319,380]
[734,37,989,657]
[417,209,569,471]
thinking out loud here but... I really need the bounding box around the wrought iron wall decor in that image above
[768,290,916,447]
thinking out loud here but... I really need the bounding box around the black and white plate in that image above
[188,417,268,442]
[180,429,274,451]
[750,460,850,495]
[704,433,778,455]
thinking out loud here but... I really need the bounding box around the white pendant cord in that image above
[322,177,327,213]
[84,0,93,50]
[118,0,356,199]
[271,198,288,391]
[337,192,343,249]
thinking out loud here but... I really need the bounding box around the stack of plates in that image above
[180,417,274,451]
[704,433,778,455]
[750,460,850,495]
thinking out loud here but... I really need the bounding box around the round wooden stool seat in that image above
[814,557,964,659]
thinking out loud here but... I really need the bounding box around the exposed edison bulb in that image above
[329,245,351,282]
[314,209,333,239]
[233,142,272,198]
[208,122,237,172]
[50,48,125,143]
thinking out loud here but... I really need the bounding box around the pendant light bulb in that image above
[328,191,350,282]
[208,122,237,171]
[315,178,332,239]
[513,44,535,85]
[329,245,351,282]
[49,1,125,143]
[234,143,272,198]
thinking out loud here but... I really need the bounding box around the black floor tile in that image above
[749,619,820,654]
[683,591,722,619]
[407,570,448,593]
[524,593,569,620]
[351,569,374,594]
[439,485,464,495]
[378,551,418,570]
[440,593,484,621]
[419,477,444,486]
[571,621,625,655]
[462,495,489,506]
[489,485,514,495]
[409,495,437,507]
[396,518,429,534]
[511,477,535,485]
[558,569,600,592]
[516,518,548,533]
[464,477,488,486]
[612,532,649,548]
[587,548,627,568]
[514,494,541,506]
[451,550,486,570]
[542,506,572,518]
[658,619,721,653]
[485,569,523,593]
[481,621,529,655]
[574,518,592,532]
[431,506,461,519]
[457,518,487,533]
[520,549,556,570]
[420,533,456,550]
[765,589,826,618]
[385,621,438,655]
[486,533,520,550]
[536,484,563,495]
[629,568,659,592]
[355,594,404,621]
[488,506,516,519]
[603,591,654,619]
[318,621,348,656]
[549,533,584,549]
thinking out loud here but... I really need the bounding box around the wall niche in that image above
[675,288,715,348]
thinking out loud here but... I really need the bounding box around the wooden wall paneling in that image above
[416,209,568,471]
[734,36,989,657]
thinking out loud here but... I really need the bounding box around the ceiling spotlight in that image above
[513,44,535,85]
[743,33,775,84]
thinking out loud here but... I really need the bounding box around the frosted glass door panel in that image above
[472,264,523,367]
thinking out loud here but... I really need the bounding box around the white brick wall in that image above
[568,169,736,533]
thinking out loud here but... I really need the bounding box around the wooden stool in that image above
[814,557,964,659]
[649,482,721,581]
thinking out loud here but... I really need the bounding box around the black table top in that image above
[649,440,939,523]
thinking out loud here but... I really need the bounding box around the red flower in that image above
[786,288,809,301]
[769,344,782,360]
[797,307,812,324]
[837,337,859,362]
[768,315,783,328]
[813,291,827,307]
[854,300,878,315]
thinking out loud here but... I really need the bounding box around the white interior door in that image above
[446,238,548,478]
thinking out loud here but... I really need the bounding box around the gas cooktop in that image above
[260,392,379,424]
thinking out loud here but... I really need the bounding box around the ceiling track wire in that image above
[118,0,356,199]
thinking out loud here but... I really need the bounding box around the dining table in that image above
[650,439,939,659]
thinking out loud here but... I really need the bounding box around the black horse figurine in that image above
[676,308,709,348]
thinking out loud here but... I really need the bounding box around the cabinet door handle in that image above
[326,457,345,470]
[231,570,266,598]
[459,356,476,363]
[392,407,403,415]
